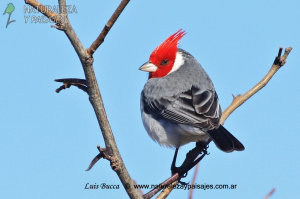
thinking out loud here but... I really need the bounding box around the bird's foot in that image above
[178,180,189,186]
[196,141,209,155]
[171,165,188,177]
[171,142,209,179]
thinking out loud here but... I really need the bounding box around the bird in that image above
[139,30,244,173]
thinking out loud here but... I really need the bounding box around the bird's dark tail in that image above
[208,125,244,152]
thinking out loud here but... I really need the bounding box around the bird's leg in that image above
[172,141,209,181]
[170,148,190,185]
[183,144,208,173]
[171,148,179,175]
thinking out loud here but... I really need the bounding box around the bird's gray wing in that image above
[142,86,221,130]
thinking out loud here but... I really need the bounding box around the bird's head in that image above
[139,29,186,79]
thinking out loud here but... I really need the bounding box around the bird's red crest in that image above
[149,29,186,78]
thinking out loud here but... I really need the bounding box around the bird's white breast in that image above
[141,101,210,148]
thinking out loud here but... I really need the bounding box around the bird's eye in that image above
[160,59,169,65]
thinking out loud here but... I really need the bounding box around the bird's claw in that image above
[178,180,189,186]
[202,146,209,155]
[171,165,189,178]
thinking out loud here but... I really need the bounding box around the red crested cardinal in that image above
[139,30,244,174]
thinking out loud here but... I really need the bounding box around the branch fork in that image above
[25,0,66,29]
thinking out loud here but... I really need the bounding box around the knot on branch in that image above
[50,14,68,30]
[85,56,94,65]
[109,156,122,172]
[232,94,241,100]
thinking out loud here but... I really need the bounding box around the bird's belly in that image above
[142,111,210,148]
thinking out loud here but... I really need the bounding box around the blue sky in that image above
[1,0,299,198]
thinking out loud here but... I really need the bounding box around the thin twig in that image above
[143,174,180,199]
[25,0,142,198]
[86,145,107,171]
[188,163,199,199]
[24,0,62,24]
[264,188,276,199]
[156,181,178,199]
[220,47,292,124]
[87,0,130,56]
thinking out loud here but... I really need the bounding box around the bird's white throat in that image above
[167,52,185,75]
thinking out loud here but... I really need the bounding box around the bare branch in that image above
[25,1,142,198]
[58,0,67,14]
[264,188,276,199]
[220,47,292,124]
[156,181,178,199]
[86,145,107,171]
[87,0,130,56]
[143,174,180,199]
[25,0,62,24]
[188,163,199,199]
[63,15,143,199]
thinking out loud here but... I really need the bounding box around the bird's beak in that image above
[139,62,158,72]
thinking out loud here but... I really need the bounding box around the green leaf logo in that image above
[3,3,15,15]
[3,3,16,28]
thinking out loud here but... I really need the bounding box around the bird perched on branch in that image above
[139,30,244,173]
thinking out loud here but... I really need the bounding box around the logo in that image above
[24,4,78,24]
[3,3,16,28]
